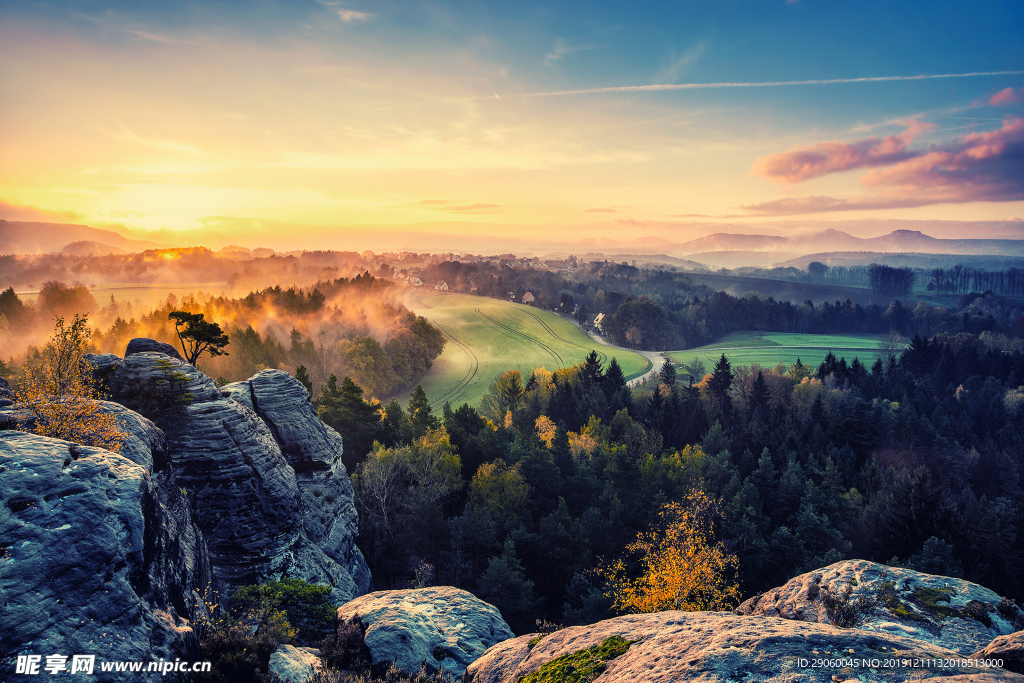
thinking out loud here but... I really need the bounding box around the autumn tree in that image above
[603,489,740,613]
[168,310,230,365]
[14,315,125,452]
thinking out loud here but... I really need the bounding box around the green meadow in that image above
[407,292,649,409]
[667,330,886,379]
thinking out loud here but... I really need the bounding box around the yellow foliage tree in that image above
[603,489,740,613]
[15,315,125,452]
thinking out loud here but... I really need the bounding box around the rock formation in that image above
[268,644,322,683]
[125,337,185,362]
[974,631,1024,675]
[465,611,1024,683]
[336,587,515,677]
[0,430,212,682]
[102,347,370,605]
[736,559,1024,655]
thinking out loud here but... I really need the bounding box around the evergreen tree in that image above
[408,384,439,437]
[659,359,677,387]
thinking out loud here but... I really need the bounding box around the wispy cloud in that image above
[584,207,618,213]
[407,200,501,213]
[520,70,1024,97]
[545,38,592,66]
[743,117,1024,215]
[315,1,374,23]
[653,42,707,84]
[337,9,374,23]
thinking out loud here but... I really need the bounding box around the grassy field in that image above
[667,330,886,378]
[407,292,649,409]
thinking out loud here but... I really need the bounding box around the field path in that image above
[427,320,479,408]
[406,292,650,408]
[585,330,662,387]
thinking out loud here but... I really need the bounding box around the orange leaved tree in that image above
[603,489,740,613]
[15,314,125,452]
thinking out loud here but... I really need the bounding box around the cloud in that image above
[442,203,501,213]
[653,42,707,84]
[408,200,501,213]
[518,70,1024,97]
[742,117,1024,215]
[584,207,618,213]
[989,87,1023,106]
[750,119,935,183]
[545,38,591,66]
[0,201,85,223]
[336,9,374,23]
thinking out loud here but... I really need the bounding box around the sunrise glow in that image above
[1,1,1022,250]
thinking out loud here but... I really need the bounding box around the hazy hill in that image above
[0,220,163,254]
[61,240,128,256]
[675,229,1024,259]
[778,251,1024,270]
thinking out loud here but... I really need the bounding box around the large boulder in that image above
[125,337,185,362]
[0,430,212,683]
[736,559,1024,656]
[465,611,1024,683]
[336,587,514,677]
[105,348,368,604]
[974,631,1024,674]
[268,644,322,683]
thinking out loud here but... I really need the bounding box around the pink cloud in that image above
[750,120,935,183]
[989,87,1022,106]
[743,118,1024,215]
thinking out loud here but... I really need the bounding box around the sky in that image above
[1,0,1023,250]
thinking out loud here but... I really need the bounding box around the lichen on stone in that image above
[517,635,636,683]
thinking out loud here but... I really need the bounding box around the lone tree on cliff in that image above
[168,310,230,365]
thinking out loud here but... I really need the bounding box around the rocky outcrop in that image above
[0,375,14,408]
[465,611,1024,683]
[105,346,368,604]
[125,337,185,362]
[0,430,212,683]
[337,587,514,677]
[736,559,1024,656]
[974,631,1024,674]
[224,370,370,601]
[268,645,322,683]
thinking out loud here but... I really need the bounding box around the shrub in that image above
[233,577,336,645]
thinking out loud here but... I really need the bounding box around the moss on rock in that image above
[517,635,636,683]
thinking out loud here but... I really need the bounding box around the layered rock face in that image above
[465,611,1024,683]
[104,348,369,604]
[974,631,1024,674]
[0,430,212,683]
[736,559,1024,655]
[337,587,515,677]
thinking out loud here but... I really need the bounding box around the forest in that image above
[417,259,1024,352]
[0,274,445,399]
[313,333,1024,634]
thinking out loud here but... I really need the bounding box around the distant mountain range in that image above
[0,221,164,254]
[575,229,1024,259]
